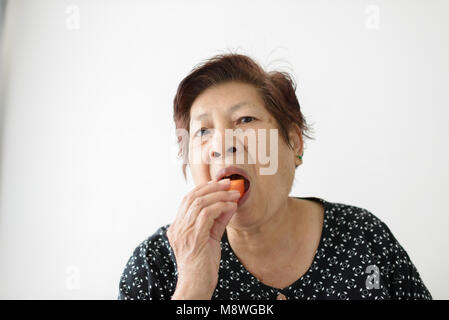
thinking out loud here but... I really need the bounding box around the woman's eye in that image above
[196,128,209,137]
[239,116,255,124]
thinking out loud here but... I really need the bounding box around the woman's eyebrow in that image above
[193,101,252,121]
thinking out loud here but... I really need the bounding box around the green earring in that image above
[297,154,303,160]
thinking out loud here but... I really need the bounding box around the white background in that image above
[0,0,448,299]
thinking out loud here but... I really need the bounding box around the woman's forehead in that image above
[190,82,264,116]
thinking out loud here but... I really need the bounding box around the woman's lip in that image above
[213,167,251,207]
[215,166,250,183]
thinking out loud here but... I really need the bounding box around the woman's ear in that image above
[289,123,303,156]
[289,124,303,168]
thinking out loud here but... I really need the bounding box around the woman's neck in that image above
[226,197,304,261]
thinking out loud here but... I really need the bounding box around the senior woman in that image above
[118,53,432,300]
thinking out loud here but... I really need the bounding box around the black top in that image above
[117,197,432,300]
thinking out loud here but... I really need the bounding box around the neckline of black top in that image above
[222,196,330,294]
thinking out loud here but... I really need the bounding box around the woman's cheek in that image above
[188,142,209,166]
[189,163,210,185]
[242,129,265,166]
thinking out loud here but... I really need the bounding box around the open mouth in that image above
[220,174,250,194]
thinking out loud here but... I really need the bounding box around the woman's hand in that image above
[167,178,240,300]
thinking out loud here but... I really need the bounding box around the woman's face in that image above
[188,81,303,225]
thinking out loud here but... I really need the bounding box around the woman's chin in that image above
[230,188,255,224]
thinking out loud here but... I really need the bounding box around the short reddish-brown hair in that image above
[173,53,314,180]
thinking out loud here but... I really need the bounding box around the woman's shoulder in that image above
[118,224,176,300]
[131,224,174,263]
[322,198,389,235]
[320,197,404,253]
[143,223,171,246]
[121,223,176,279]
[322,198,432,299]
[317,197,432,299]
[321,197,413,273]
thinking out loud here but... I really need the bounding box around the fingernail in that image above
[218,178,230,185]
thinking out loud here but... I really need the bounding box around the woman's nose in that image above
[210,146,237,159]
[208,127,245,163]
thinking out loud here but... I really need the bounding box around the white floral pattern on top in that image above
[118,197,432,300]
